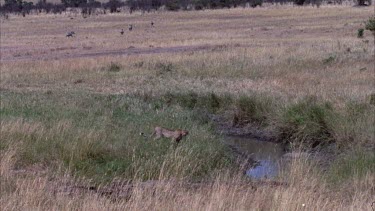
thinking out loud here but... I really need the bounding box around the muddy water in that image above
[227,137,285,179]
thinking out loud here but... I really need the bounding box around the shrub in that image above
[357,28,364,38]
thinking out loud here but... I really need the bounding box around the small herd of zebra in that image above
[66,21,155,38]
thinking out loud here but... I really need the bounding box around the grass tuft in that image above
[277,97,335,148]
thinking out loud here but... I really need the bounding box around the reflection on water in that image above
[227,136,284,179]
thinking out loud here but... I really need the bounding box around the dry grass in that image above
[1,145,374,210]
[1,6,374,104]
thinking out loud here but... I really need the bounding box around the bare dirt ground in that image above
[1,44,216,62]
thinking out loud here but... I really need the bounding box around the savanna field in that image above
[0,4,375,210]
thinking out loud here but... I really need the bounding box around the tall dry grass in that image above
[1,145,374,210]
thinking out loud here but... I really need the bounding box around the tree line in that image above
[0,0,372,16]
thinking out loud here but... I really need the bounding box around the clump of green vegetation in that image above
[277,97,335,148]
[357,28,364,38]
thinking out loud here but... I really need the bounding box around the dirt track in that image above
[0,45,216,63]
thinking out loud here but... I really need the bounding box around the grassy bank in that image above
[156,91,374,149]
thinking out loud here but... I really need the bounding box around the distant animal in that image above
[129,24,133,31]
[120,29,124,35]
[151,21,154,27]
[151,126,189,143]
[66,31,75,37]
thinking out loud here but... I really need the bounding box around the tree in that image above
[61,0,87,7]
[3,0,23,12]
[356,0,371,6]
[294,0,306,5]
[104,0,124,13]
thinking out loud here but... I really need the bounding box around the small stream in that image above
[227,136,285,179]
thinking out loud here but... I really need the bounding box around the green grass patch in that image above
[0,91,232,183]
[232,94,275,126]
[161,92,233,113]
